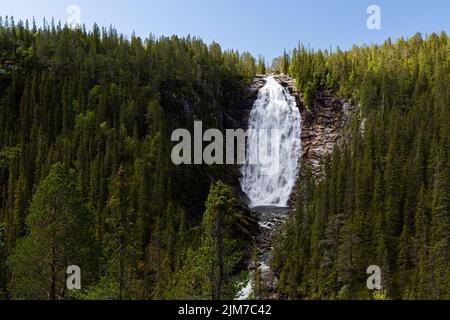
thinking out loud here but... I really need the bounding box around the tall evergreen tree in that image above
[7,163,96,300]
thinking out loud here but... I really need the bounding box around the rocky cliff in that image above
[240,74,348,177]
[233,75,352,299]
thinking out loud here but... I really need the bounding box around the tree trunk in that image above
[49,246,56,300]
[212,205,223,300]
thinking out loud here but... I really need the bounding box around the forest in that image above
[0,16,449,300]
[0,17,258,300]
[274,32,450,300]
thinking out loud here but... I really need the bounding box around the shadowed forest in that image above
[0,17,448,300]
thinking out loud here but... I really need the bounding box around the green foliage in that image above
[0,147,19,168]
[167,182,246,300]
[1,15,447,301]
[67,277,119,300]
[257,55,266,75]
[373,291,390,300]
[281,50,290,75]
[270,50,291,75]
[274,32,450,300]
[0,18,256,299]
[7,163,97,300]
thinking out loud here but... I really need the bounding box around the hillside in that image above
[0,18,449,300]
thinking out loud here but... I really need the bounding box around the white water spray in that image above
[240,77,302,208]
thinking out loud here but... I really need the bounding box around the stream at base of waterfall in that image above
[236,206,289,300]
[237,76,302,300]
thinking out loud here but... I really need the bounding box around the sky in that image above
[1,0,449,61]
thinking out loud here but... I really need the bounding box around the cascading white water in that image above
[240,77,302,208]
[236,76,302,300]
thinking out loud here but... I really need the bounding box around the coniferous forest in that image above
[0,18,257,300]
[0,16,449,300]
[274,33,450,300]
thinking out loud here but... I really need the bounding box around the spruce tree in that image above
[7,163,96,300]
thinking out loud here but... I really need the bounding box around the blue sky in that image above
[1,0,449,61]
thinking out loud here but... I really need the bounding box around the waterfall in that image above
[240,76,302,208]
[236,76,302,300]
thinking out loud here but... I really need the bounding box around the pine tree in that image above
[7,163,96,300]
[170,182,245,300]
[257,55,266,75]
[105,166,140,300]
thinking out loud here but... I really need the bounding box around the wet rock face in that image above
[271,74,347,177]
[236,74,350,175]
[235,74,348,201]
[254,206,289,296]
[236,75,350,299]
[300,89,347,177]
[237,75,268,130]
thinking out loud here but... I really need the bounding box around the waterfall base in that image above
[237,206,288,300]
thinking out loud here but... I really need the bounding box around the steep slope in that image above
[237,74,347,299]
[273,33,450,300]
